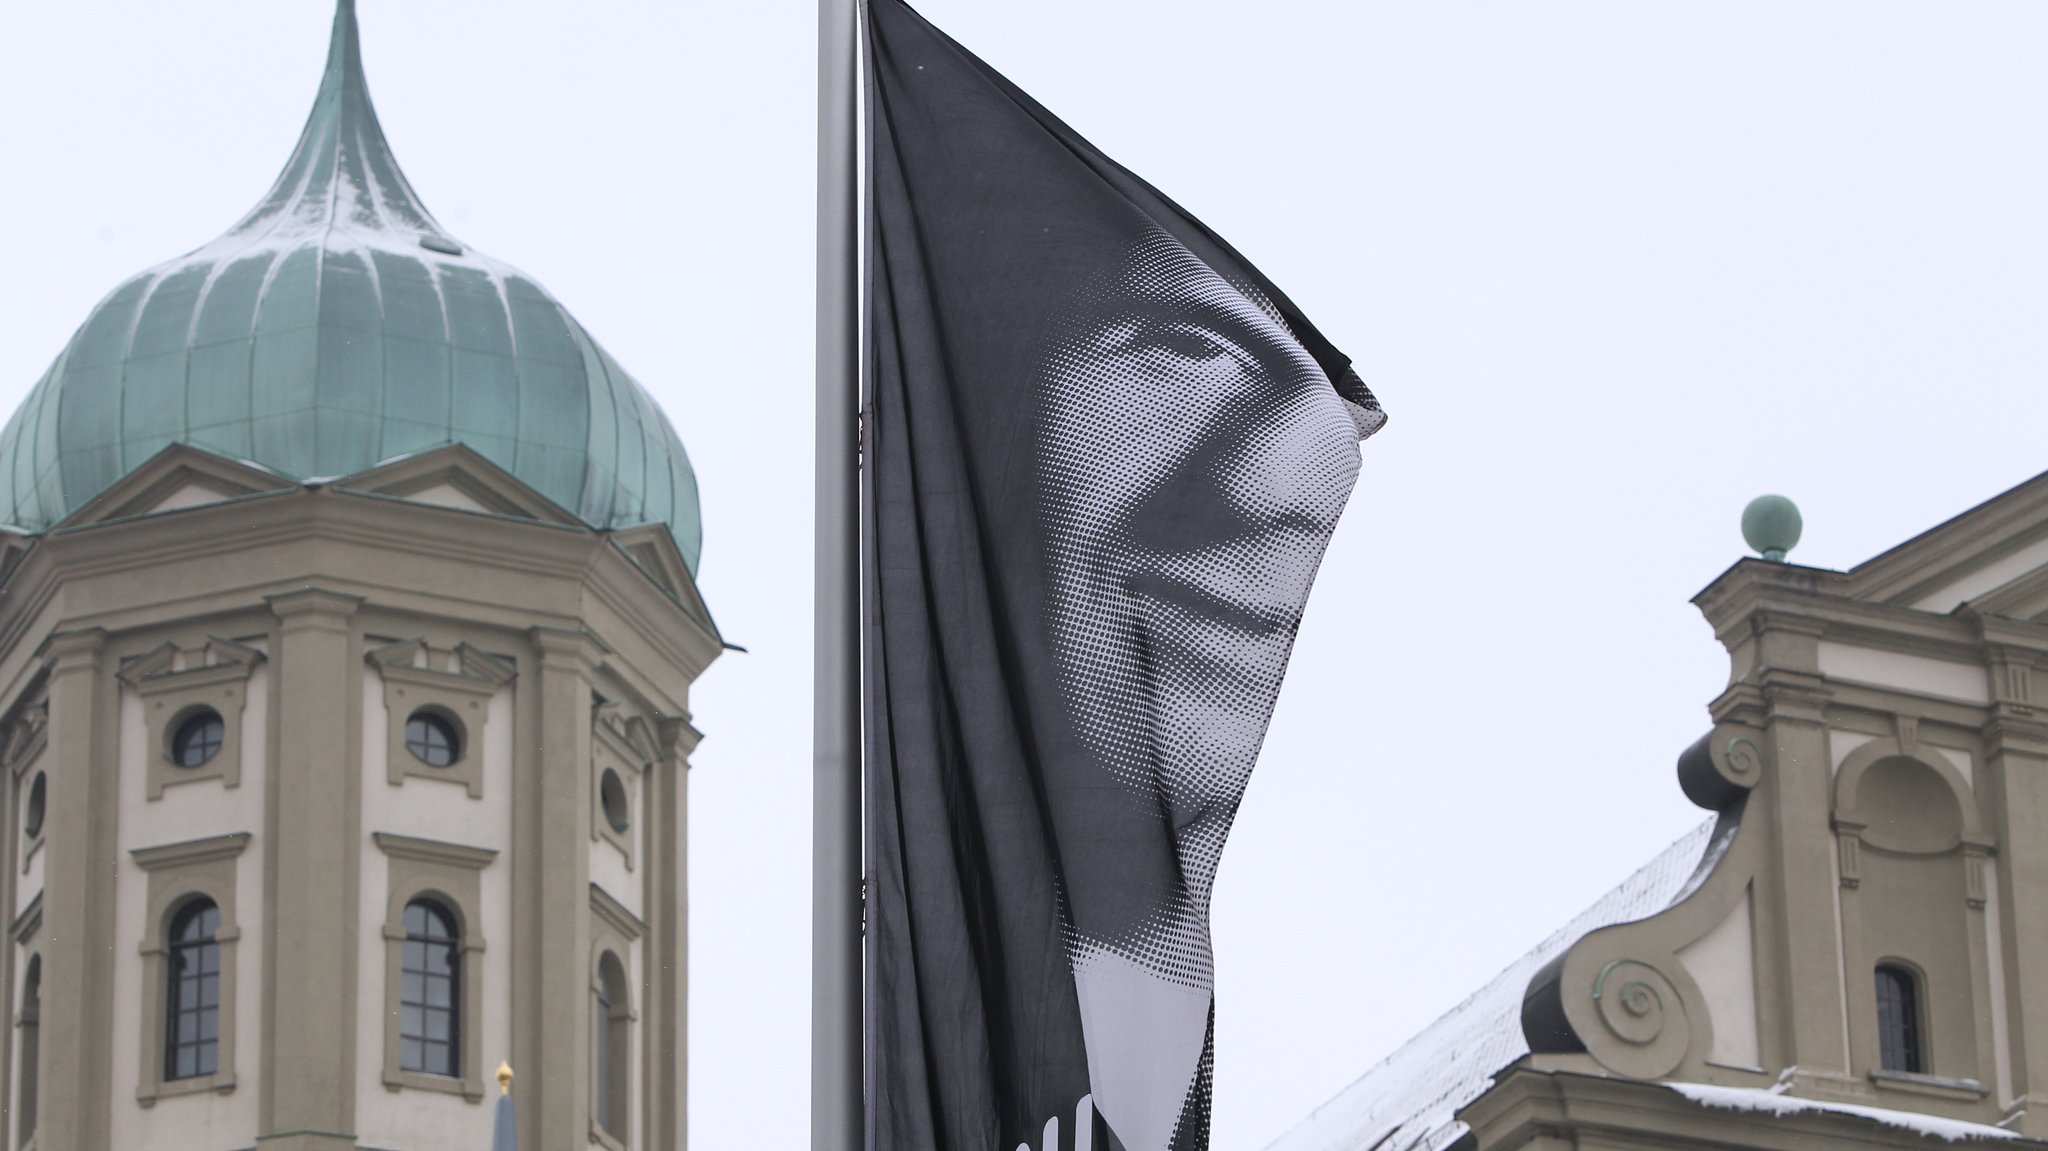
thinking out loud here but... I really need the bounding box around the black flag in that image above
[863,4,1384,1150]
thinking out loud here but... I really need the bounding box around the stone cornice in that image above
[10,891,41,946]
[590,883,645,943]
[37,627,106,673]
[1838,470,2048,602]
[130,832,252,871]
[0,490,719,764]
[370,832,499,872]
[1463,1067,2048,1151]
[264,586,366,625]
[531,626,611,673]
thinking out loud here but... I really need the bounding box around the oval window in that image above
[405,711,461,768]
[600,768,630,834]
[170,709,226,768]
[23,773,44,839]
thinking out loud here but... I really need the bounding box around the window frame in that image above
[132,833,247,1105]
[594,951,631,1142]
[120,641,261,800]
[168,708,226,770]
[591,720,647,870]
[163,899,224,1083]
[398,898,463,1079]
[375,833,495,1101]
[403,710,462,770]
[589,887,643,1151]
[1876,961,1927,1075]
[368,639,513,799]
[17,951,39,1149]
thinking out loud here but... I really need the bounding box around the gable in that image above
[609,523,719,638]
[1840,469,2048,616]
[55,443,295,530]
[331,444,583,527]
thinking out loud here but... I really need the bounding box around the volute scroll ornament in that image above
[1678,725,1765,812]
[1584,958,1694,1079]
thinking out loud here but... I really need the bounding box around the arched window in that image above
[400,899,461,1078]
[1877,963,1924,1073]
[596,951,630,1138]
[18,955,39,1145]
[165,900,222,1081]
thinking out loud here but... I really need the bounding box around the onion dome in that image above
[0,0,702,573]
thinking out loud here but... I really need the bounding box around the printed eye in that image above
[1127,323,1233,362]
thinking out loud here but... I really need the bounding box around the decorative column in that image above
[37,627,112,1151]
[647,716,699,1149]
[1750,612,1855,1092]
[262,589,363,1150]
[523,627,600,1148]
[1979,630,2048,1134]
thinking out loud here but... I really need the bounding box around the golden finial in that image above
[497,1061,515,1096]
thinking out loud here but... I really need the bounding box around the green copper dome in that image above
[0,0,702,573]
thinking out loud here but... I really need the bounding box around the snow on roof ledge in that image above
[1266,819,1724,1151]
[1669,1082,2022,1144]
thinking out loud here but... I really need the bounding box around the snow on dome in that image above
[0,0,703,573]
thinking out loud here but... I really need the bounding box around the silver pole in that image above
[813,0,862,1146]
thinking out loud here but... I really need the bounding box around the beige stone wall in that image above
[354,662,518,1150]
[1516,477,2048,1141]
[109,652,269,1149]
[0,445,717,1151]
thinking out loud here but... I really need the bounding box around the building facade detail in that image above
[1279,473,2048,1151]
[0,4,717,1150]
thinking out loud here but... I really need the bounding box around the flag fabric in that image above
[862,3,1385,1150]
[490,1093,516,1151]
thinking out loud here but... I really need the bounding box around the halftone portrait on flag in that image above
[863,3,1383,1148]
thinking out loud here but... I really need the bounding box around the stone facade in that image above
[0,444,717,1151]
[1281,472,2048,1151]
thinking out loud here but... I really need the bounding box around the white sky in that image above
[4,3,2048,1149]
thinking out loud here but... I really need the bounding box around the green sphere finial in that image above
[1742,494,1802,562]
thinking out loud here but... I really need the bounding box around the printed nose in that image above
[1221,384,1360,532]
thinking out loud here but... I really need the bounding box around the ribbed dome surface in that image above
[0,0,702,572]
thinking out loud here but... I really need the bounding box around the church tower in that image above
[0,4,717,1149]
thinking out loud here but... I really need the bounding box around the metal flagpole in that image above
[814,0,863,1146]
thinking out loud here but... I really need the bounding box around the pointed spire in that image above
[227,0,451,244]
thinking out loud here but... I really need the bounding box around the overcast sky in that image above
[5,3,2048,1148]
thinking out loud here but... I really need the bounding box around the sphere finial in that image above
[497,1060,514,1096]
[1741,495,1802,562]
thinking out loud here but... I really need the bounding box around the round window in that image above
[405,710,461,768]
[22,773,44,839]
[600,768,630,834]
[170,709,225,768]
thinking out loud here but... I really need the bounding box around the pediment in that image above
[56,444,295,529]
[333,444,582,527]
[609,522,718,636]
[116,636,265,686]
[365,637,518,687]
[1840,469,2048,616]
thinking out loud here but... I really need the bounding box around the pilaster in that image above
[521,626,603,1149]
[1754,615,1855,1083]
[260,588,363,1151]
[36,627,111,1151]
[1982,710,2048,1134]
[648,716,699,1150]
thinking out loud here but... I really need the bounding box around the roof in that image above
[0,0,703,573]
[1266,818,1724,1151]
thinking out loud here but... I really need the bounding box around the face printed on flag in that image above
[861,4,1384,1149]
[1034,229,1372,1150]
[1040,229,1366,907]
